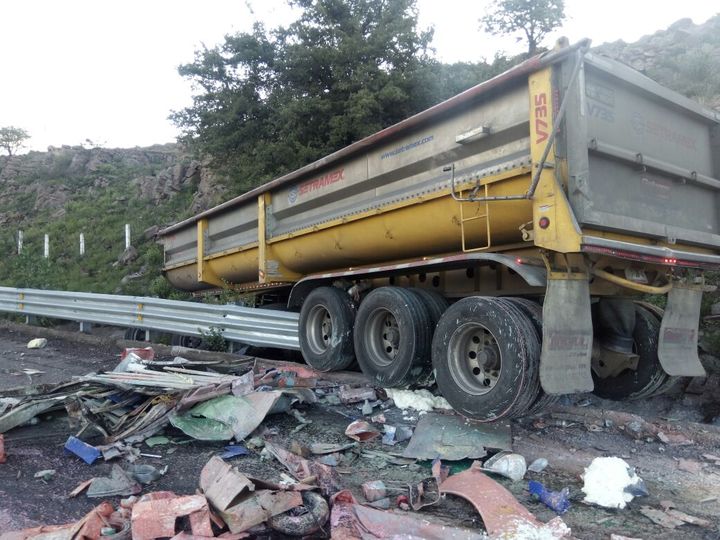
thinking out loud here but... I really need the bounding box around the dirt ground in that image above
[0,324,719,539]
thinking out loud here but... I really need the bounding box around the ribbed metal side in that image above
[0,287,300,350]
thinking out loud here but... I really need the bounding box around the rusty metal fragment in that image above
[344,420,380,442]
[199,455,305,533]
[264,441,342,495]
[330,490,485,539]
[440,462,570,538]
[131,493,213,540]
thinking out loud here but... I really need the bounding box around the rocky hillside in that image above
[0,144,227,296]
[595,15,720,110]
[0,15,718,298]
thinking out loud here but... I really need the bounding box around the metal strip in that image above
[582,235,720,267]
[0,287,300,350]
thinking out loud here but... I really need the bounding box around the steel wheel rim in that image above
[307,304,332,354]
[448,322,502,395]
[366,308,400,367]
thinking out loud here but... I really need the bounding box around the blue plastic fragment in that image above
[219,445,249,459]
[64,436,102,465]
[528,480,571,514]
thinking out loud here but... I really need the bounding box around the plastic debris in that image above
[382,425,396,445]
[582,457,647,509]
[483,452,527,482]
[65,435,102,464]
[219,444,250,459]
[127,463,166,484]
[145,435,171,447]
[528,480,571,514]
[385,388,452,412]
[34,469,56,481]
[528,457,549,473]
[26,338,47,349]
[345,420,380,442]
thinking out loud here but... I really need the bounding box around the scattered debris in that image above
[26,338,47,349]
[339,386,377,404]
[528,480,571,514]
[264,441,342,495]
[439,462,570,538]
[528,457,549,473]
[403,412,510,460]
[362,480,387,502]
[131,492,214,539]
[483,452,527,481]
[127,463,166,484]
[582,457,647,509]
[64,435,102,464]
[0,434,5,463]
[384,388,452,412]
[268,490,329,536]
[330,489,486,539]
[145,435,171,447]
[310,442,356,455]
[677,458,703,474]
[219,444,250,459]
[639,505,712,529]
[87,464,142,498]
[170,391,286,441]
[345,419,380,442]
[34,469,56,481]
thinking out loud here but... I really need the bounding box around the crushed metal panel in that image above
[264,441,342,496]
[440,462,543,536]
[402,412,510,460]
[219,490,303,534]
[131,494,213,540]
[330,489,485,539]
[200,456,255,511]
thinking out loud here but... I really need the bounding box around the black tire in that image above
[124,328,147,341]
[268,491,329,537]
[171,334,203,348]
[354,287,432,387]
[502,297,559,415]
[407,288,449,329]
[432,296,541,422]
[592,305,667,400]
[633,301,684,397]
[299,286,356,372]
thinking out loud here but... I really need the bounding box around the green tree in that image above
[481,0,566,56]
[171,0,437,191]
[0,126,30,156]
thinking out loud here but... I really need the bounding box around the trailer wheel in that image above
[171,334,203,349]
[592,305,667,400]
[354,287,432,387]
[407,289,449,329]
[633,301,684,397]
[124,328,147,341]
[501,297,558,415]
[299,286,356,372]
[432,296,540,421]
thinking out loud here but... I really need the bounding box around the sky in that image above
[0,0,717,152]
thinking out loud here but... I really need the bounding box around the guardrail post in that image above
[17,231,23,255]
[125,224,131,249]
[79,233,85,256]
[25,315,38,325]
[43,234,49,259]
[79,321,92,334]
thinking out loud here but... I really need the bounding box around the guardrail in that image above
[0,287,300,350]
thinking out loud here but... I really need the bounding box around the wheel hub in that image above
[306,305,332,354]
[448,323,502,395]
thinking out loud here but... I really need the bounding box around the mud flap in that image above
[540,278,594,394]
[658,285,706,377]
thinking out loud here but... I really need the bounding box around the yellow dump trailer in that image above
[159,41,720,421]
